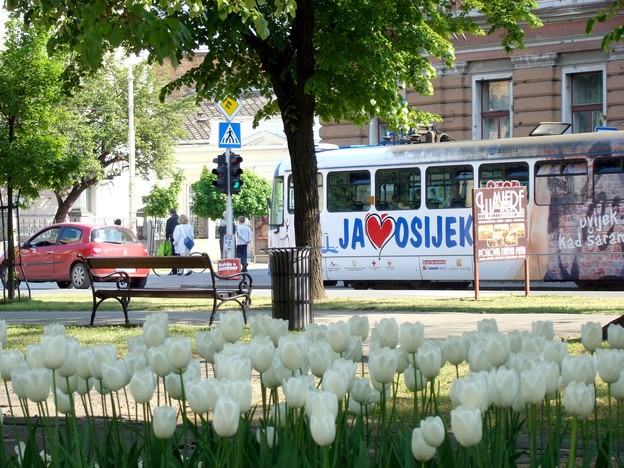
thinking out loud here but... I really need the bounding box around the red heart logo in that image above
[365,213,395,254]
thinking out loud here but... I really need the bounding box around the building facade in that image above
[320,0,624,145]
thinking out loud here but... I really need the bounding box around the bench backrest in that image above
[83,254,214,272]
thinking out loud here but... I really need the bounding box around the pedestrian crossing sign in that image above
[218,122,242,148]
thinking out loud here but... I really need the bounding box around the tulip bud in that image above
[327,321,350,354]
[608,324,624,349]
[309,414,336,446]
[581,321,602,353]
[152,405,177,439]
[213,398,240,437]
[129,369,157,405]
[450,405,482,447]
[400,322,424,354]
[563,381,595,419]
[250,336,275,373]
[348,315,369,341]
[420,415,445,448]
[371,318,399,349]
[416,341,442,379]
[368,346,397,384]
[411,427,436,462]
[143,312,169,348]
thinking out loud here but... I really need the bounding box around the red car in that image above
[1,223,150,289]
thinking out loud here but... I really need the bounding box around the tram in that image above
[268,131,624,290]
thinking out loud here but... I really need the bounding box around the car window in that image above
[91,227,138,244]
[29,227,61,247]
[58,227,83,245]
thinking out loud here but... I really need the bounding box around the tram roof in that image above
[277,131,624,173]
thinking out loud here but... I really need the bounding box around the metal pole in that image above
[128,62,136,232]
[225,148,235,259]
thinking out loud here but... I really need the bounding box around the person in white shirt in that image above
[172,214,195,275]
[236,216,252,272]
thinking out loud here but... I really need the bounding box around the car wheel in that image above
[56,281,73,289]
[71,262,91,289]
[131,277,148,289]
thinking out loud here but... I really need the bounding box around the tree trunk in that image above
[5,181,15,300]
[272,0,325,300]
[53,181,96,224]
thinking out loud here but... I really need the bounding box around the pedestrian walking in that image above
[236,216,252,272]
[172,214,195,275]
[165,208,179,275]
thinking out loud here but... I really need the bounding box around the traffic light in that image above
[230,153,243,194]
[212,153,228,194]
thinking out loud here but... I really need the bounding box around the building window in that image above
[571,72,603,133]
[481,80,511,140]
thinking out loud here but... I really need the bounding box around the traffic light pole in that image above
[224,147,235,259]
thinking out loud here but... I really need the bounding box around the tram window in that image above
[534,160,587,205]
[594,157,624,202]
[269,176,284,226]
[286,173,324,214]
[425,165,473,209]
[375,168,421,210]
[479,162,529,193]
[327,170,371,212]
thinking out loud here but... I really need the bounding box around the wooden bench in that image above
[81,254,252,326]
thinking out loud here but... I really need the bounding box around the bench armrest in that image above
[214,271,253,294]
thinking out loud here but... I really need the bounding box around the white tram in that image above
[269,131,624,290]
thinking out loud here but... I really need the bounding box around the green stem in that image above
[567,415,577,468]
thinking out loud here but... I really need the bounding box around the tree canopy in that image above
[10,0,542,298]
[50,55,192,223]
[191,168,272,221]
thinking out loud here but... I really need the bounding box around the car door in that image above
[18,227,62,280]
[52,226,85,279]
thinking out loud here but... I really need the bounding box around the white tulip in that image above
[219,310,245,343]
[269,318,289,347]
[411,427,436,462]
[213,398,240,437]
[152,405,177,439]
[420,415,445,448]
[348,315,369,341]
[309,414,336,446]
[563,381,595,419]
[531,320,554,340]
[327,321,350,354]
[520,368,546,405]
[244,313,268,337]
[166,336,192,371]
[283,375,312,408]
[368,346,397,384]
[581,321,602,353]
[129,369,157,405]
[491,367,520,408]
[250,336,275,373]
[608,324,624,349]
[400,322,424,354]
[596,348,624,384]
[371,318,399,349]
[416,341,442,379]
[451,405,482,447]
[477,318,498,334]
[143,312,169,348]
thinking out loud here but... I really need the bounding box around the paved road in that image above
[3,263,621,340]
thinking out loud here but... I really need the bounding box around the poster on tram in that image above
[473,185,528,262]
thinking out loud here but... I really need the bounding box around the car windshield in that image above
[91,227,139,244]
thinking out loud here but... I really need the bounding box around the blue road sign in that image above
[219,122,242,148]
[595,126,618,132]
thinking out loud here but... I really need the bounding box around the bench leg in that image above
[90,296,130,325]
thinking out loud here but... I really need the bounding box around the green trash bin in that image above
[266,247,314,331]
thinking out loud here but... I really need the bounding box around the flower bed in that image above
[0,311,623,466]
